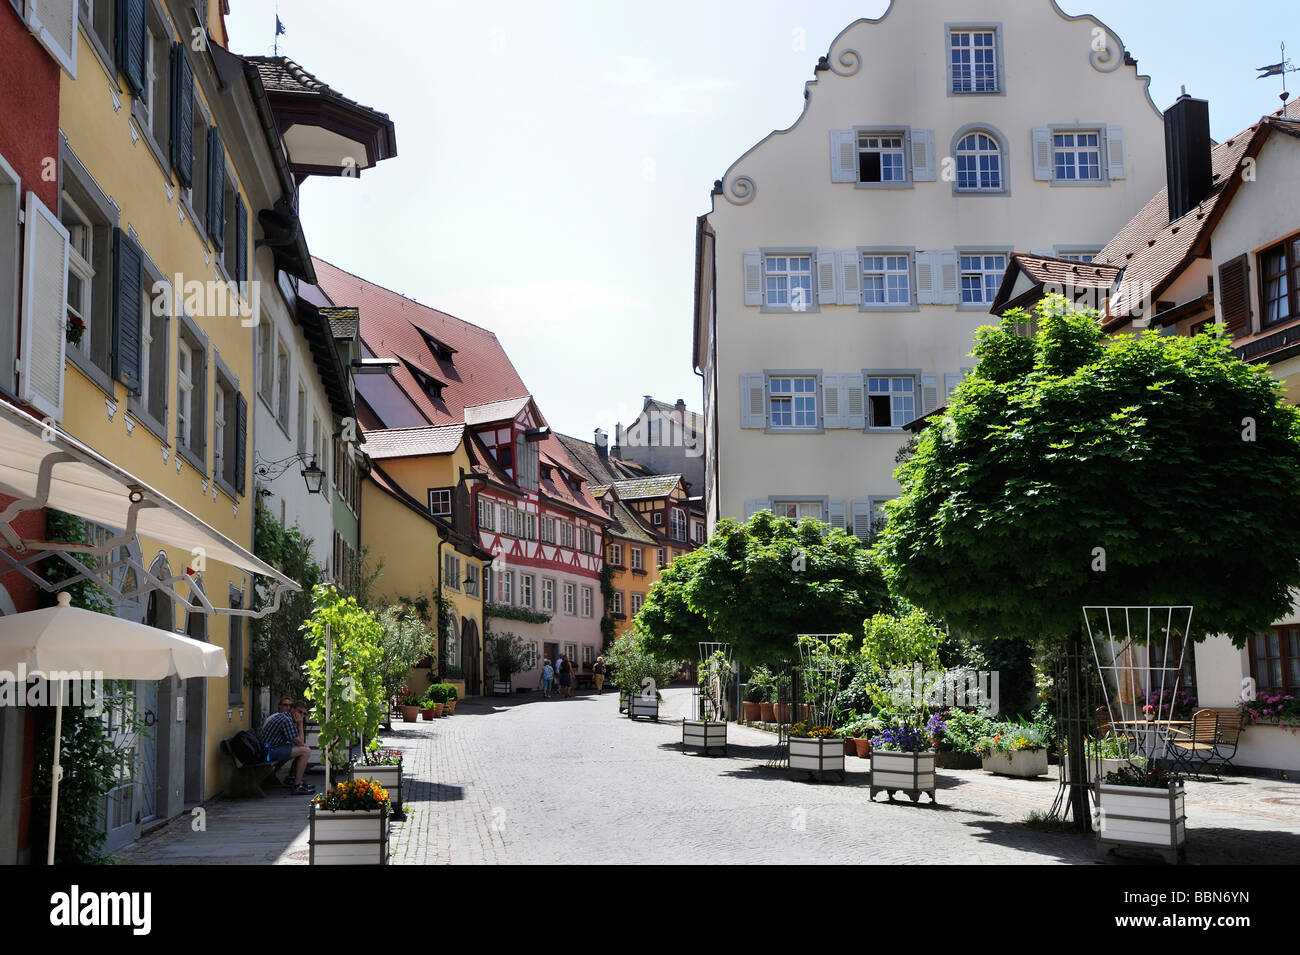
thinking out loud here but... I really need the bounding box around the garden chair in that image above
[1205,706,1244,777]
[1164,709,1219,778]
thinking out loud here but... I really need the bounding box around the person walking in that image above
[541,658,555,698]
[593,656,606,695]
[559,656,573,698]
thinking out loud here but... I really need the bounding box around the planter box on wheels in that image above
[349,764,403,816]
[308,804,390,865]
[1096,781,1186,865]
[870,750,938,804]
[492,680,512,697]
[628,695,659,721]
[981,748,1049,778]
[682,720,727,755]
[789,737,845,781]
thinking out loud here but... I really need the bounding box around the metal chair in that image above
[1164,708,1219,777]
[1206,706,1244,777]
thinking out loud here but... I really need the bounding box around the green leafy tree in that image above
[638,512,890,665]
[303,585,385,765]
[250,502,324,712]
[376,604,432,703]
[604,627,681,697]
[876,296,1300,825]
[484,630,531,683]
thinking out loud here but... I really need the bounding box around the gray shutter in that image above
[816,250,837,305]
[829,130,857,182]
[25,0,77,76]
[744,499,769,518]
[921,374,940,413]
[911,129,936,182]
[207,126,225,249]
[915,251,937,304]
[822,374,843,429]
[844,375,865,429]
[235,392,247,494]
[938,250,960,304]
[828,500,847,532]
[1032,127,1053,181]
[1106,125,1126,180]
[944,371,963,402]
[234,194,248,284]
[171,43,194,187]
[19,191,69,420]
[115,0,147,96]
[740,373,766,428]
[850,500,872,542]
[743,251,762,306]
[112,228,143,393]
[837,251,860,306]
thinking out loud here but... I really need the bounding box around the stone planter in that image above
[1096,781,1186,864]
[789,736,845,781]
[759,702,776,722]
[308,804,390,865]
[682,720,727,755]
[981,748,1049,778]
[870,750,938,804]
[628,695,659,721]
[492,680,512,697]
[349,762,403,814]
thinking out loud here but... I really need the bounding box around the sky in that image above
[225,0,1296,442]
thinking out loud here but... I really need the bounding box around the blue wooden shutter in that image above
[112,229,143,393]
[207,126,225,249]
[115,0,147,96]
[234,194,248,283]
[170,43,194,187]
[235,392,248,494]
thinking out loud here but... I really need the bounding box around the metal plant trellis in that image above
[797,634,848,731]
[695,642,733,721]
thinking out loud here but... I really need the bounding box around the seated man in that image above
[268,697,294,780]
[260,699,314,794]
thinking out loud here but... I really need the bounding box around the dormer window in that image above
[417,327,458,365]
[400,358,446,402]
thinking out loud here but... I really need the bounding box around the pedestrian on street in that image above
[593,656,606,694]
[559,656,573,698]
[541,658,554,698]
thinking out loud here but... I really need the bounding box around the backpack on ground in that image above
[228,730,265,766]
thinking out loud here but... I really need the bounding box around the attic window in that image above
[414,371,443,401]
[418,328,457,364]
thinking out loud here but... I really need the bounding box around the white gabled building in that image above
[694,0,1167,538]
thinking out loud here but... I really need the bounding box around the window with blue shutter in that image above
[207,127,225,249]
[235,392,247,494]
[170,43,194,187]
[115,0,148,96]
[234,195,248,284]
[112,229,143,393]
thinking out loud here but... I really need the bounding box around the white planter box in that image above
[349,762,403,810]
[309,805,390,865]
[682,720,727,754]
[628,695,659,721]
[981,748,1049,778]
[1096,782,1185,864]
[789,737,845,780]
[870,750,937,803]
[492,681,512,696]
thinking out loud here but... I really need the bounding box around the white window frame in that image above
[866,375,918,429]
[630,547,643,570]
[860,253,912,307]
[582,586,593,618]
[275,338,290,431]
[500,570,513,605]
[630,592,644,615]
[444,552,461,591]
[1052,129,1103,183]
[465,564,479,597]
[542,578,556,612]
[521,573,534,608]
[609,543,623,566]
[958,252,1009,306]
[759,249,817,312]
[954,130,1003,192]
[429,487,452,517]
[670,508,686,542]
[856,131,908,185]
[612,590,624,615]
[61,192,94,360]
[177,339,194,449]
[947,25,1003,95]
[771,500,824,521]
[767,374,819,430]
[563,582,576,616]
[657,547,666,568]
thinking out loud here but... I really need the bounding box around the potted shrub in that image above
[1096,763,1186,864]
[839,714,881,758]
[742,682,764,722]
[933,708,990,769]
[748,665,776,722]
[869,718,938,804]
[789,722,844,780]
[349,747,404,818]
[441,683,459,715]
[772,672,793,724]
[399,691,422,723]
[309,778,391,865]
[485,630,531,696]
[978,719,1052,778]
[683,649,731,755]
[440,666,467,704]
[1062,734,1134,784]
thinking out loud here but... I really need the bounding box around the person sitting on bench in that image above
[261,699,314,794]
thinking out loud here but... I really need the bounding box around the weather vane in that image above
[1257,41,1298,109]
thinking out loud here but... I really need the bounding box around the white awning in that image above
[0,398,298,590]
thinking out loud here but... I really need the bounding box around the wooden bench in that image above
[219,739,278,798]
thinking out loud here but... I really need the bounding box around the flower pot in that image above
[420,707,436,720]
[844,738,857,757]
[1096,781,1186,864]
[400,705,420,723]
[628,695,659,721]
[773,703,792,724]
[870,749,937,804]
[981,748,1049,778]
[349,763,403,813]
[790,736,845,780]
[445,700,456,715]
[853,738,872,759]
[435,703,446,718]
[308,804,390,865]
[759,702,776,722]
[742,701,761,722]
[682,719,727,755]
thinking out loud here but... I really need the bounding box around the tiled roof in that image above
[363,425,465,460]
[313,258,531,428]
[320,306,359,341]
[1096,122,1260,320]
[991,253,1122,315]
[245,56,390,120]
[464,396,532,426]
[642,397,703,430]
[554,433,650,485]
[538,433,609,522]
[608,474,684,500]
[603,496,658,544]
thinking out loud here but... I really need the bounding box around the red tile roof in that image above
[313,257,530,427]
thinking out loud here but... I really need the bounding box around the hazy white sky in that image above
[226,0,1295,441]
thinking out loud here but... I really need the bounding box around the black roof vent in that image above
[1164,90,1213,222]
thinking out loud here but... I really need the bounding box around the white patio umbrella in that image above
[0,592,228,864]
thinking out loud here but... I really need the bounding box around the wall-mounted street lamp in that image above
[255,452,326,495]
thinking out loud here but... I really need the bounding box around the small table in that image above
[1108,719,1191,759]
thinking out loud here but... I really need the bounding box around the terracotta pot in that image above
[774,703,792,724]
[742,701,760,721]
[420,707,436,720]
[759,702,776,722]
[844,737,857,757]
[854,738,872,759]
[797,704,812,721]
[445,701,456,715]
[434,703,445,718]
[400,705,420,722]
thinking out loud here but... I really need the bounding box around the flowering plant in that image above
[314,778,390,811]
[870,721,931,752]
[790,721,836,739]
[975,718,1053,757]
[361,747,402,766]
[836,714,883,738]
[1102,762,1182,789]
[65,314,85,346]
[1142,687,1197,720]
[1242,694,1300,727]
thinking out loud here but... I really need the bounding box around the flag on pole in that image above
[1257,61,1286,78]
[275,16,286,36]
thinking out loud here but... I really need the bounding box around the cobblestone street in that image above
[117,687,1300,865]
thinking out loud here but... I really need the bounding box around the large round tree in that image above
[876,295,1300,825]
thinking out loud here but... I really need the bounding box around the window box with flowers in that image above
[789,723,844,780]
[349,748,404,818]
[977,720,1052,778]
[1242,693,1300,729]
[1095,763,1185,865]
[309,778,391,865]
[869,717,939,803]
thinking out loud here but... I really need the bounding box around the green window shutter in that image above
[112,229,143,393]
[235,392,248,494]
[170,43,194,187]
[234,194,248,284]
[115,0,147,96]
[207,127,225,250]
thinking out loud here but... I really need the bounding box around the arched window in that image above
[445,615,460,669]
[955,131,1003,191]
